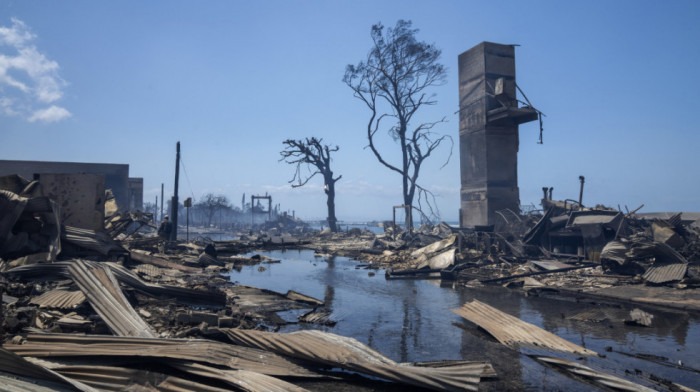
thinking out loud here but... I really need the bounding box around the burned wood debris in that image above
[0,174,500,390]
[300,205,700,312]
[2,170,700,390]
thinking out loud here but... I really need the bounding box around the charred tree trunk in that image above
[280,138,342,232]
[325,173,338,232]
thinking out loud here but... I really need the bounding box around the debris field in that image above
[1,173,699,391]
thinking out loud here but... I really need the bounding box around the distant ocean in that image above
[312,221,459,235]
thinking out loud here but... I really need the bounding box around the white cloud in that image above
[28,105,71,123]
[0,96,17,116]
[0,18,34,47]
[0,17,69,122]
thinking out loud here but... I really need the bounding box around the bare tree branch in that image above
[280,137,341,232]
[344,20,451,229]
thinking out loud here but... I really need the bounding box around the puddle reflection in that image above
[227,249,700,390]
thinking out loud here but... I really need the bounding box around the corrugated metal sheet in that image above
[27,357,309,392]
[62,226,124,256]
[5,333,322,379]
[134,263,164,278]
[452,300,597,356]
[642,263,687,284]
[230,285,322,313]
[129,248,202,273]
[7,260,226,307]
[0,348,97,392]
[30,289,86,309]
[66,260,156,338]
[410,234,456,258]
[0,374,80,392]
[225,329,493,392]
[531,356,656,392]
[156,377,234,392]
[105,261,226,307]
[170,362,311,392]
[298,308,341,325]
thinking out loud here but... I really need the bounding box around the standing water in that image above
[227,249,700,391]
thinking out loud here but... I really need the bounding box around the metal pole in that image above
[171,142,180,241]
[578,175,585,207]
[160,183,164,223]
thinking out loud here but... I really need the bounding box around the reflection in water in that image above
[228,249,700,391]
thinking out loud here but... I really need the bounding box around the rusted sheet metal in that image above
[0,374,81,392]
[417,248,456,270]
[531,356,656,392]
[652,221,684,247]
[133,263,179,283]
[156,377,235,392]
[171,362,311,392]
[410,234,456,258]
[62,225,125,256]
[642,262,688,284]
[66,260,157,338]
[134,263,165,278]
[230,285,323,313]
[569,211,622,226]
[47,364,234,392]
[225,329,493,392]
[106,262,226,307]
[6,260,226,307]
[5,333,322,378]
[299,308,340,325]
[452,300,597,356]
[129,248,202,273]
[0,348,97,392]
[30,289,86,309]
[28,359,283,392]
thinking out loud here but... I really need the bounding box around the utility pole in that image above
[160,183,164,223]
[184,197,192,242]
[171,141,180,241]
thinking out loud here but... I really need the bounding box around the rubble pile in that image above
[298,205,699,310]
[1,171,699,390]
[0,175,500,390]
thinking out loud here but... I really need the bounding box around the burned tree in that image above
[280,137,342,232]
[195,193,231,227]
[344,20,451,229]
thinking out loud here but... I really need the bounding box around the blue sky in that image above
[1,1,699,222]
